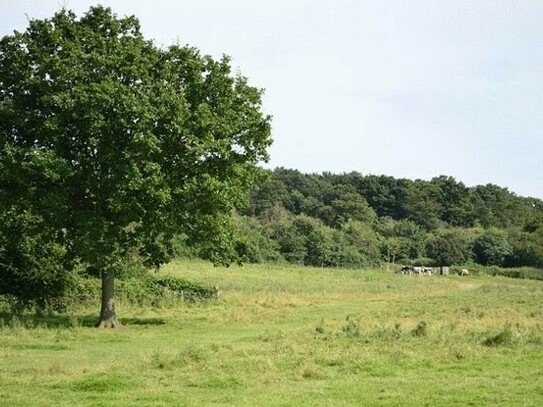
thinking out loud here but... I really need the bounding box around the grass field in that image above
[1,260,542,406]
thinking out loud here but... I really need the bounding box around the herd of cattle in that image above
[396,266,470,276]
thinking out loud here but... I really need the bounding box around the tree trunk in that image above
[96,270,121,328]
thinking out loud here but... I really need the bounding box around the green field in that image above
[1,260,542,406]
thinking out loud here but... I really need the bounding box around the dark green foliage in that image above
[239,212,360,268]
[66,274,218,307]
[430,176,475,227]
[271,215,335,267]
[523,215,543,234]
[269,215,381,268]
[241,169,542,270]
[472,229,512,266]
[506,221,543,268]
[0,208,75,312]
[339,221,381,267]
[0,6,271,312]
[233,215,283,264]
[246,178,290,218]
[401,181,442,230]
[376,218,425,261]
[472,184,536,228]
[425,228,473,267]
[507,236,543,268]
[292,216,334,267]
[329,191,377,227]
[271,217,308,265]
[347,174,409,220]
[253,170,541,234]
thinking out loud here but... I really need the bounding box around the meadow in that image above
[1,260,542,406]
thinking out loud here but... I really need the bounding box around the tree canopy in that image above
[237,168,542,271]
[0,6,271,325]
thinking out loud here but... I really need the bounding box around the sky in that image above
[1,1,542,198]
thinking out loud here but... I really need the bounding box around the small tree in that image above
[272,218,307,265]
[426,228,472,268]
[330,192,377,227]
[472,229,512,266]
[294,216,334,267]
[0,7,271,326]
[340,220,381,267]
[506,226,543,268]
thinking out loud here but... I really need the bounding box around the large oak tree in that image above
[0,6,271,326]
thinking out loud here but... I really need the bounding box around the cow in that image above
[396,266,434,276]
[422,267,433,275]
[413,266,424,276]
[396,266,413,275]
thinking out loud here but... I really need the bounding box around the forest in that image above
[231,168,543,271]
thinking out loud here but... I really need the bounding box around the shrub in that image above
[0,209,76,313]
[64,274,219,308]
[233,215,283,264]
[314,320,326,335]
[472,230,512,266]
[341,316,361,338]
[470,265,543,281]
[151,275,219,302]
[411,321,428,337]
[426,228,473,267]
[482,325,515,347]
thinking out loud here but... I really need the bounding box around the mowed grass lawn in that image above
[1,260,543,406]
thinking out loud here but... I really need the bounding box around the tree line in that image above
[231,168,543,269]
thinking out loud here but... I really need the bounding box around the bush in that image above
[340,221,381,267]
[151,275,219,302]
[411,321,428,337]
[233,215,283,264]
[426,228,473,267]
[482,325,515,347]
[472,229,512,266]
[486,267,543,281]
[63,274,219,308]
[341,315,361,338]
[506,235,543,268]
[0,208,76,313]
[460,264,543,281]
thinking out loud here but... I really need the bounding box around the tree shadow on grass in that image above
[0,312,166,329]
[121,317,166,326]
[0,311,96,328]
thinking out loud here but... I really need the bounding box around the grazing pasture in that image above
[1,260,542,406]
